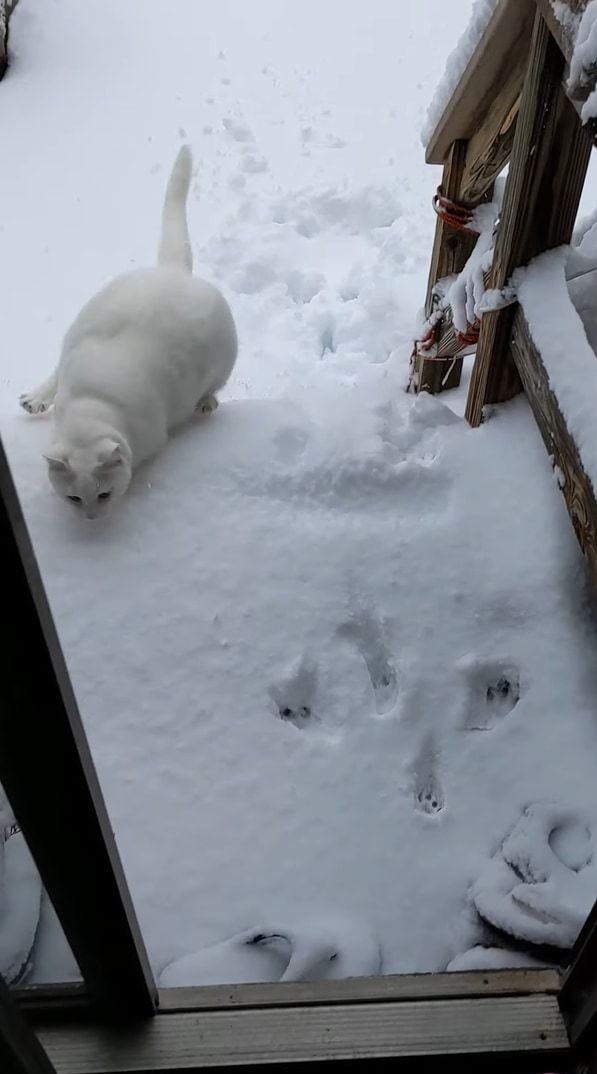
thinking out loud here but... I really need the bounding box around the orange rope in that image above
[433,187,480,236]
[457,321,480,347]
[410,324,447,363]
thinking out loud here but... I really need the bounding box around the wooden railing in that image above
[414,0,597,586]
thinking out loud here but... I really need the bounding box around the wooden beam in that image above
[0,973,56,1074]
[533,0,597,145]
[156,968,561,1012]
[509,307,597,585]
[35,993,569,1072]
[465,11,593,426]
[425,0,535,165]
[413,141,477,393]
[0,437,157,1020]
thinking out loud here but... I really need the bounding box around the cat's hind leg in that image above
[195,393,219,415]
[20,372,58,415]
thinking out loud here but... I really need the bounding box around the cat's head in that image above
[44,439,131,519]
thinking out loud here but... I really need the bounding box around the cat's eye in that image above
[97,491,112,501]
[67,495,82,503]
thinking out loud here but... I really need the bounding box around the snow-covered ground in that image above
[2,0,597,986]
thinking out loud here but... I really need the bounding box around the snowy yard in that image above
[2,0,597,986]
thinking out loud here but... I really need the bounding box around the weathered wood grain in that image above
[465,11,593,426]
[413,141,475,393]
[535,0,597,145]
[37,994,568,1072]
[459,78,520,205]
[425,0,535,165]
[156,969,561,1012]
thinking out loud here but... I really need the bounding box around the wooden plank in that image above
[534,1,597,145]
[156,969,561,1013]
[413,141,475,393]
[509,308,597,585]
[0,437,157,1019]
[465,11,593,426]
[0,973,56,1074]
[425,0,535,165]
[36,995,568,1072]
[424,143,474,315]
[459,65,521,204]
[15,986,89,1018]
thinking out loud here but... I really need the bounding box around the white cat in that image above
[20,145,238,519]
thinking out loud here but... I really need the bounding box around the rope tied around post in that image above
[457,321,480,347]
[433,186,480,236]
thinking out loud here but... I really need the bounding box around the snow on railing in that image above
[421,0,499,148]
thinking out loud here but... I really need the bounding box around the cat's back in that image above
[63,266,229,353]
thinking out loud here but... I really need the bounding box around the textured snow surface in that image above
[517,247,597,491]
[2,0,597,986]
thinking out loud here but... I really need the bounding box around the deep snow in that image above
[2,0,597,986]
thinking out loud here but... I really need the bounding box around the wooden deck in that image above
[25,972,568,1073]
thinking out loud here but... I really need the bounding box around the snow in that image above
[516,247,597,490]
[0,829,41,984]
[2,0,597,988]
[552,1,582,40]
[447,201,498,332]
[472,803,596,948]
[568,0,597,122]
[421,0,499,148]
[161,917,381,986]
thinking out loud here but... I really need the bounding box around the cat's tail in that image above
[158,144,193,273]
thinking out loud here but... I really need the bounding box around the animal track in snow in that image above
[222,117,253,143]
[268,655,320,731]
[459,656,520,731]
[412,735,445,817]
[272,425,309,464]
[337,608,398,715]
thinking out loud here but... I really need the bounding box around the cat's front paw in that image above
[197,394,219,415]
[19,393,49,415]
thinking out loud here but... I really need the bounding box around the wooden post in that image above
[414,0,535,395]
[0,973,56,1074]
[465,10,593,426]
[413,141,478,393]
[0,437,157,1019]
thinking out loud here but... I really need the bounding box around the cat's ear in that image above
[94,442,123,472]
[43,449,69,471]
